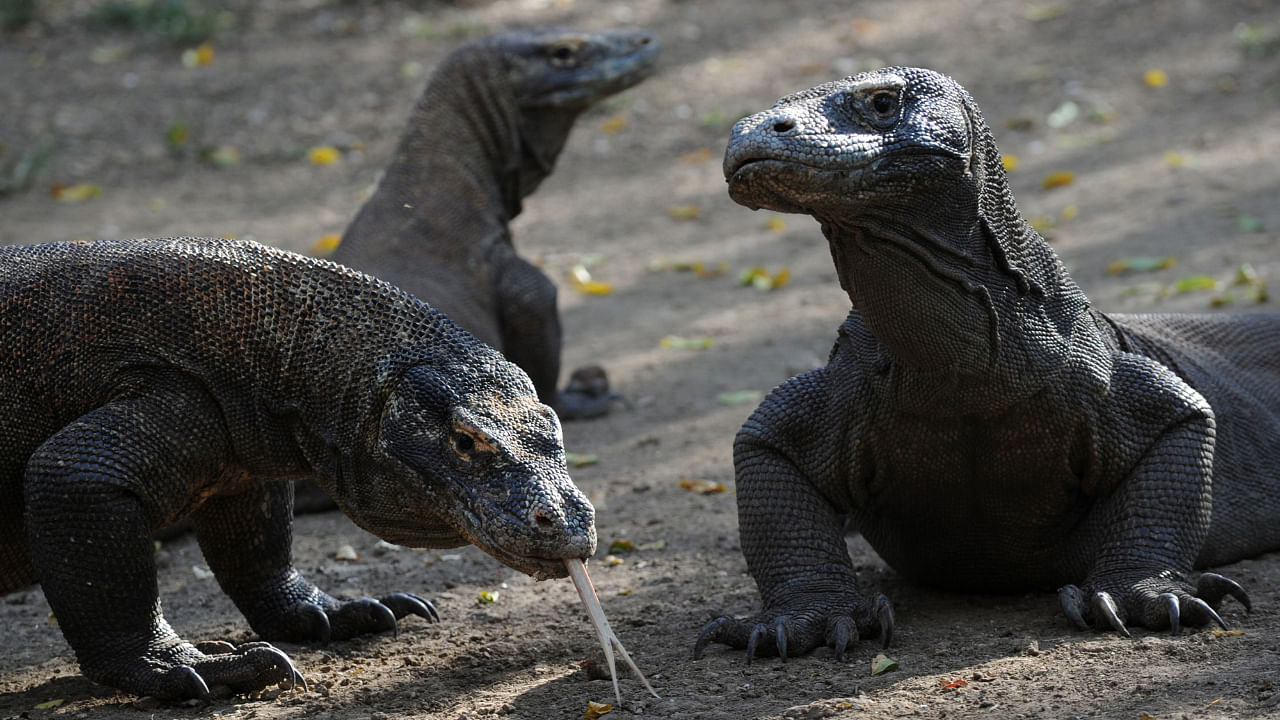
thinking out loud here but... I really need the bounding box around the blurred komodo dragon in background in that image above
[333,27,660,421]
[0,238,595,701]
[696,67,1275,662]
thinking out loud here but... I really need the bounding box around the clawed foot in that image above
[1059,571,1250,637]
[86,639,305,702]
[264,591,440,643]
[693,592,893,663]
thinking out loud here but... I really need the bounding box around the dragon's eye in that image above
[548,42,577,64]
[870,91,897,116]
[450,431,476,459]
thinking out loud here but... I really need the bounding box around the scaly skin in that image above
[0,238,595,700]
[696,67,1274,663]
[332,28,660,421]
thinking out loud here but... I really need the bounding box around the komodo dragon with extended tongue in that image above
[332,27,660,420]
[695,67,1274,662]
[0,238,595,700]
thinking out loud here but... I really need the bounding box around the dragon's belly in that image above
[855,410,1096,591]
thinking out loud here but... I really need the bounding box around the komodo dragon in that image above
[0,238,595,699]
[696,67,1275,662]
[332,27,660,420]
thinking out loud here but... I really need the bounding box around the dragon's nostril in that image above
[534,510,555,529]
[773,118,795,133]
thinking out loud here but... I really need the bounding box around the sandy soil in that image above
[2,0,1279,718]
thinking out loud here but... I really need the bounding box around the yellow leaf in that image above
[1163,151,1185,168]
[476,590,499,605]
[568,264,614,295]
[666,204,701,220]
[1139,714,1157,720]
[1059,204,1078,222]
[1041,171,1075,189]
[312,233,342,256]
[601,554,624,566]
[598,115,628,134]
[33,699,65,710]
[52,183,103,202]
[617,588,633,596]
[1210,628,1245,637]
[680,147,712,164]
[583,700,613,719]
[1001,154,1019,172]
[679,478,727,494]
[182,42,215,68]
[765,215,786,233]
[309,146,341,166]
[1143,68,1169,88]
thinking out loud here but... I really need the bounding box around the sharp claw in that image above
[250,645,307,693]
[1058,585,1090,631]
[1158,592,1181,635]
[381,593,439,624]
[1188,597,1227,630]
[300,602,332,644]
[1197,572,1252,613]
[1093,592,1130,638]
[167,664,212,702]
[775,617,789,662]
[745,624,766,665]
[369,599,398,637]
[693,617,730,660]
[830,616,853,662]
[874,594,894,648]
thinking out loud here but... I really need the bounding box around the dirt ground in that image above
[2,0,1280,718]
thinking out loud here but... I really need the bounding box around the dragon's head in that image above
[349,345,595,581]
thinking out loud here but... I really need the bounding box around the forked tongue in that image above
[566,558,660,706]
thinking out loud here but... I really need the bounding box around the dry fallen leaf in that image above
[181,42,215,68]
[764,215,786,233]
[666,204,701,220]
[583,701,613,719]
[51,183,102,202]
[680,147,712,164]
[312,233,341,256]
[33,700,65,710]
[1001,154,1020,172]
[565,452,599,468]
[1107,256,1177,274]
[569,264,614,295]
[598,115,628,134]
[1041,170,1075,189]
[1211,628,1245,637]
[309,146,341,166]
[334,544,359,561]
[1143,68,1169,88]
[678,478,727,494]
[659,335,713,350]
[940,678,969,690]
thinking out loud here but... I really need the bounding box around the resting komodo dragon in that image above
[696,67,1276,662]
[0,238,595,700]
[332,27,659,420]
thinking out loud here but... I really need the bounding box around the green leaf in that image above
[659,335,714,350]
[717,390,764,406]
[608,539,635,554]
[1238,214,1265,233]
[1174,275,1219,293]
[1235,263,1260,286]
[870,653,899,675]
[565,452,599,468]
[476,590,499,605]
